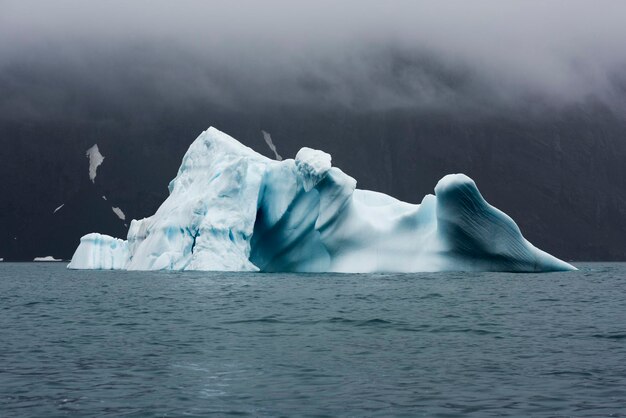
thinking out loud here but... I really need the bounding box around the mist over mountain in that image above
[1,1,625,260]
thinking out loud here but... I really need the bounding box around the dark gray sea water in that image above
[1,263,625,417]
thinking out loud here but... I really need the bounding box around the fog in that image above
[2,0,626,117]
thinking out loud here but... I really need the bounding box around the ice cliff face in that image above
[68,127,575,272]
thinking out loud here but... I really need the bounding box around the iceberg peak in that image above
[295,147,332,192]
[69,127,575,273]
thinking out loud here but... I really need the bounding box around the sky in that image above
[1,0,626,116]
[1,0,626,261]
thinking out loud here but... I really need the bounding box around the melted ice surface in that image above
[68,127,575,272]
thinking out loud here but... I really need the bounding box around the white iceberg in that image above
[68,233,128,269]
[34,256,63,262]
[68,127,575,272]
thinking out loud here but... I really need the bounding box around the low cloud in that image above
[1,0,625,120]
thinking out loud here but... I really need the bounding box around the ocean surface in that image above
[1,263,625,417]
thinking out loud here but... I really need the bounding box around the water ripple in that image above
[1,262,625,417]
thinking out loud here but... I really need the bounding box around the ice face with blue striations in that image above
[68,127,575,272]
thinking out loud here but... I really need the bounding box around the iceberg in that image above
[34,256,63,262]
[68,233,128,269]
[68,127,575,272]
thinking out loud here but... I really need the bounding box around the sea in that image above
[1,262,625,417]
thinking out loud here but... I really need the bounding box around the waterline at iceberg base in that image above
[68,127,575,273]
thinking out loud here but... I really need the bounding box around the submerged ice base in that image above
[68,127,575,273]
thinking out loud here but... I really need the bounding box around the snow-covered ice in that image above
[69,127,575,272]
[34,256,63,262]
[86,144,104,183]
